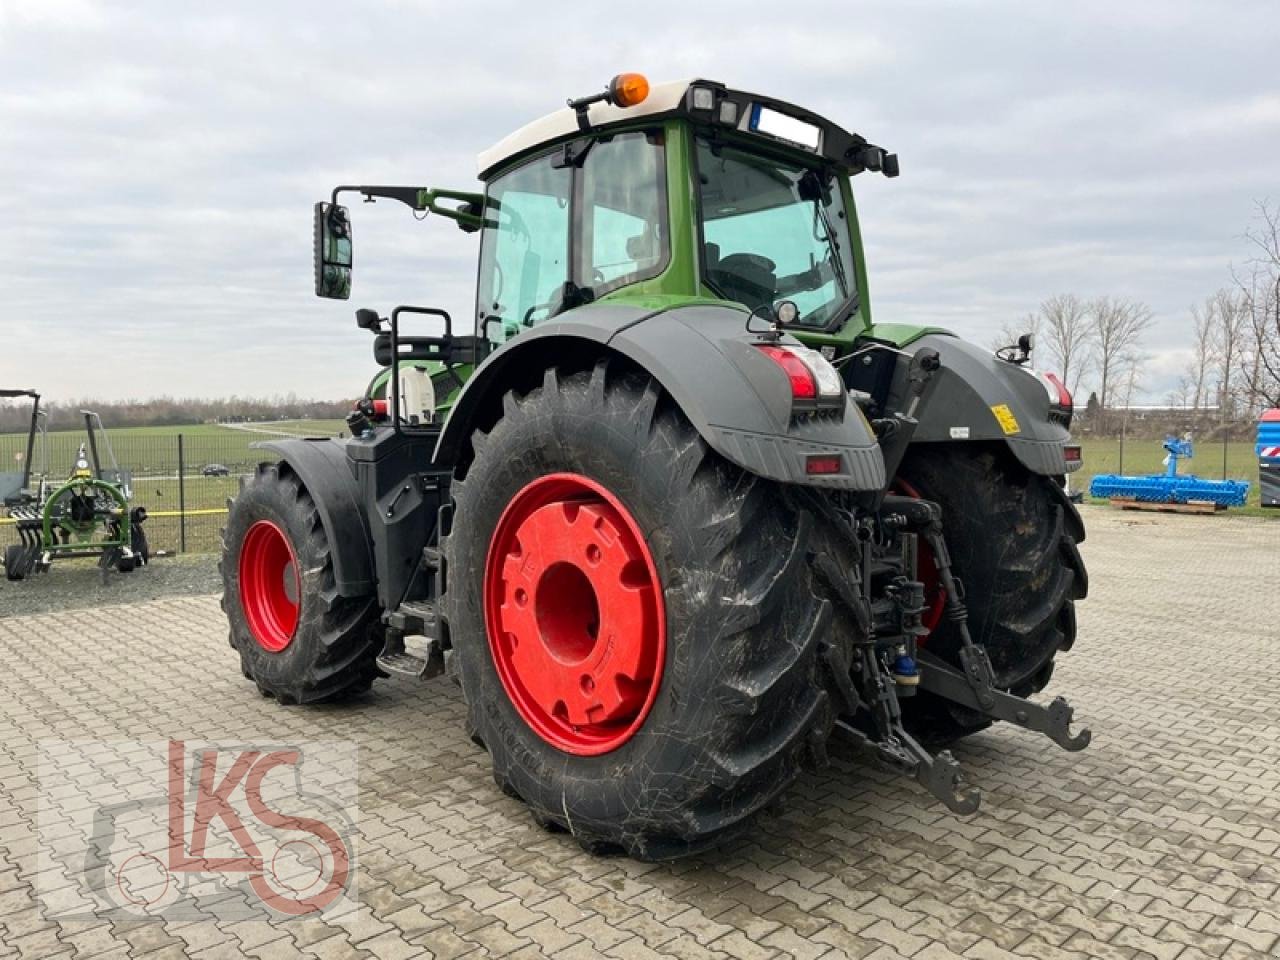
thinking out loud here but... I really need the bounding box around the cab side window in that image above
[579,132,668,294]
[478,157,571,344]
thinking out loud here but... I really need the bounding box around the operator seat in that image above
[708,252,778,311]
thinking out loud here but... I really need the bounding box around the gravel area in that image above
[0,552,220,618]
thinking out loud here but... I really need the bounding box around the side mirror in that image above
[314,202,352,299]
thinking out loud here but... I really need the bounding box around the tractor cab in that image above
[471,77,895,350]
[314,75,900,409]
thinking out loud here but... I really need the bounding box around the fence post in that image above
[1222,424,1228,480]
[178,434,187,553]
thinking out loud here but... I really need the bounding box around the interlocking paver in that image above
[1,508,1278,959]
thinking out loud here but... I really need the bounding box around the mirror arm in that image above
[331,185,485,232]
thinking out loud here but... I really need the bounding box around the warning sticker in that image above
[991,404,1021,435]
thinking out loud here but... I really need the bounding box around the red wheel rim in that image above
[239,520,301,653]
[894,479,945,638]
[483,473,666,756]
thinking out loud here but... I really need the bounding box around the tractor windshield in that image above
[695,136,857,328]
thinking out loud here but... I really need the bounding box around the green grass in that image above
[0,420,346,477]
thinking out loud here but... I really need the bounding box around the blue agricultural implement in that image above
[1090,434,1249,508]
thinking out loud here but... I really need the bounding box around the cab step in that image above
[377,631,445,680]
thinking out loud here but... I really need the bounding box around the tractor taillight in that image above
[757,344,844,407]
[1044,372,1072,409]
[1064,444,1082,464]
[758,345,817,399]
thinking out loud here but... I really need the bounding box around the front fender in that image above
[905,334,1076,475]
[435,302,885,490]
[255,438,375,597]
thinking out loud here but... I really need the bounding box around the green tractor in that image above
[2,391,150,580]
[222,75,1089,858]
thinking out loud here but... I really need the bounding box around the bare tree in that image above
[1211,287,1248,416]
[1167,375,1193,410]
[1088,296,1154,421]
[1186,297,1218,412]
[1037,294,1092,394]
[1236,200,1280,411]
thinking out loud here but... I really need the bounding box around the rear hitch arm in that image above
[834,718,980,815]
[917,649,1091,752]
[881,493,1092,754]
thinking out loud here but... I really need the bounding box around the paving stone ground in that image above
[1,506,1278,959]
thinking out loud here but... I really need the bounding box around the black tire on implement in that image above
[220,463,382,704]
[898,443,1088,742]
[4,543,24,581]
[441,362,844,860]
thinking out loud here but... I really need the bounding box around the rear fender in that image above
[881,334,1076,476]
[255,438,375,597]
[435,303,886,490]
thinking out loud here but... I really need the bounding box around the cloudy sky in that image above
[1,0,1276,403]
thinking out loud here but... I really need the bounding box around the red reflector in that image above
[1064,445,1082,463]
[372,399,389,418]
[757,345,817,400]
[806,454,843,475]
[1044,372,1073,409]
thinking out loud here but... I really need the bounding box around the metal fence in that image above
[4,418,1271,558]
[0,423,341,556]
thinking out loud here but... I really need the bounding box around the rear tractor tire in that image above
[441,362,842,860]
[220,463,383,704]
[898,444,1087,744]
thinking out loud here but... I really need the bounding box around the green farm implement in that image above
[2,390,149,580]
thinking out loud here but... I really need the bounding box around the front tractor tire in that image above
[898,444,1088,743]
[221,463,382,704]
[442,363,840,860]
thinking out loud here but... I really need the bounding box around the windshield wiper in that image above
[813,200,851,300]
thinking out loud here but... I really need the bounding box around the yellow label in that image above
[991,404,1021,436]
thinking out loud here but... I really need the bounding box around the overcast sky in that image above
[1,0,1276,403]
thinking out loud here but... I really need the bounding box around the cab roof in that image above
[476,78,897,182]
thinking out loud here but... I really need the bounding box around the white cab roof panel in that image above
[477,79,695,178]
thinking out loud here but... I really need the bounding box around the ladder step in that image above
[376,649,433,678]
[376,633,444,680]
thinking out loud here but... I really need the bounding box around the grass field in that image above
[0,419,346,476]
